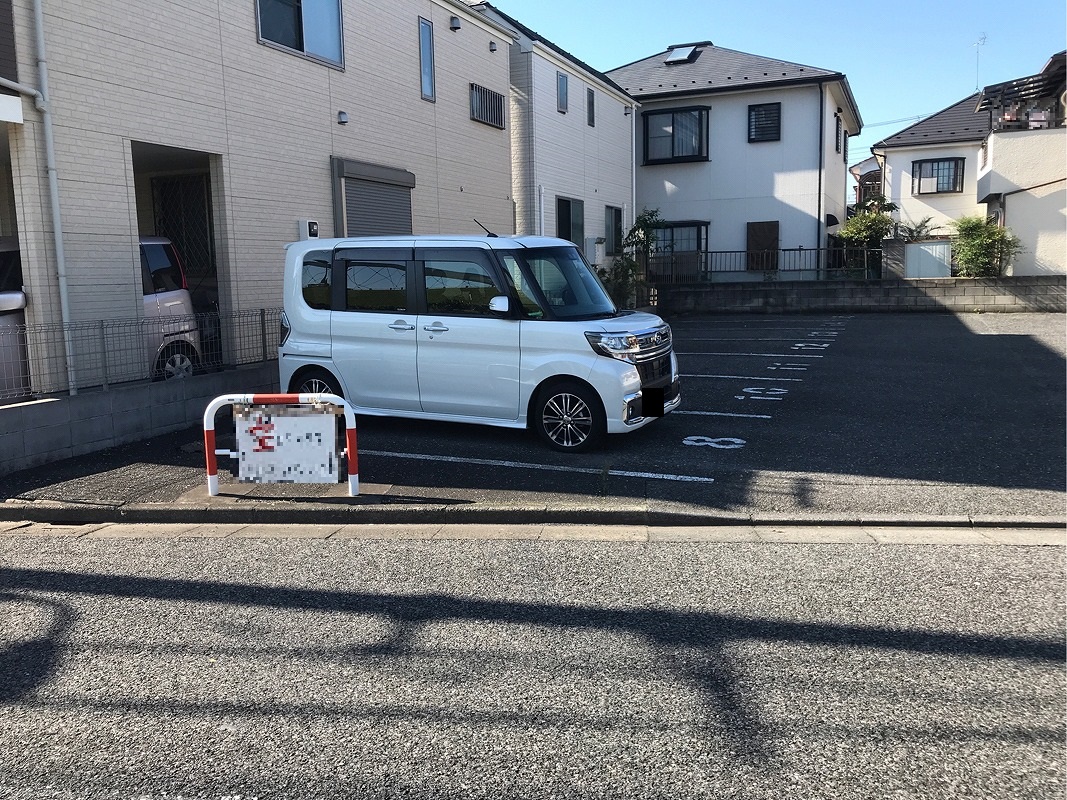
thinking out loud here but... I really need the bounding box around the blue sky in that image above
[489,0,1066,187]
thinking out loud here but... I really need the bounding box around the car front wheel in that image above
[533,381,605,453]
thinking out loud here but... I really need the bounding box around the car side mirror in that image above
[489,295,510,315]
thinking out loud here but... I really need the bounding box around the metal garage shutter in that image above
[344,178,412,236]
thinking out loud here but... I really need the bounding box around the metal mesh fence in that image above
[0,308,282,401]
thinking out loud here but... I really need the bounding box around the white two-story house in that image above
[606,41,861,282]
[469,2,635,266]
[870,94,988,234]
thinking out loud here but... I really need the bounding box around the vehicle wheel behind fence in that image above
[154,343,197,381]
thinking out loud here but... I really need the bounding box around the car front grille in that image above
[633,324,673,387]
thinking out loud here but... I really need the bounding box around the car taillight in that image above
[279,312,291,346]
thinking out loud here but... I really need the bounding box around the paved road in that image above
[1,530,1062,799]
[1,312,1064,525]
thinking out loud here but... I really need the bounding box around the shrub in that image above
[950,216,1023,277]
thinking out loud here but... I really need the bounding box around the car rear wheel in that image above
[533,381,605,453]
[291,369,343,398]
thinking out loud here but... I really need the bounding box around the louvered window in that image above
[748,103,781,143]
[470,83,505,129]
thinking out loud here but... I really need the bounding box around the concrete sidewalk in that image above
[1,518,1064,545]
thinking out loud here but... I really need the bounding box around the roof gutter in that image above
[0,0,76,394]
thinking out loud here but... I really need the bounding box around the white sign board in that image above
[234,404,340,484]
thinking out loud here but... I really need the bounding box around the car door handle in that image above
[388,322,415,331]
[423,324,449,333]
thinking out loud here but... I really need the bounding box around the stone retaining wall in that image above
[656,275,1066,315]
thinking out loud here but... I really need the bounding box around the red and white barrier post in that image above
[203,393,358,497]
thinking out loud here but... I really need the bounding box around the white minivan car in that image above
[278,235,680,452]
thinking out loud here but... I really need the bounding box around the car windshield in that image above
[499,246,617,320]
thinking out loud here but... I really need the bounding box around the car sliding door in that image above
[415,248,520,419]
[330,248,420,411]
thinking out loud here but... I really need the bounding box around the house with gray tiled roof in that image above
[607,41,861,282]
[871,94,989,233]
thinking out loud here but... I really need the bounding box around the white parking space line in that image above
[681,337,836,342]
[362,450,717,483]
[675,352,825,358]
[674,410,772,419]
[680,373,802,382]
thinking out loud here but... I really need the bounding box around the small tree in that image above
[897,216,941,242]
[598,208,662,308]
[950,216,1023,277]
[837,211,895,246]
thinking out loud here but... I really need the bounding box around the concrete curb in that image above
[2,498,1064,529]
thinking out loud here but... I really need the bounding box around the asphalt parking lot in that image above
[1,311,1064,523]
[350,311,1066,518]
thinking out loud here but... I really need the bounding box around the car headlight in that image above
[585,331,639,362]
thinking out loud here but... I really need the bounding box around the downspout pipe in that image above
[0,0,76,394]
[816,83,825,251]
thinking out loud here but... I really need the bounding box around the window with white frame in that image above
[419,17,435,101]
[257,0,343,66]
[912,158,964,194]
[643,107,709,164]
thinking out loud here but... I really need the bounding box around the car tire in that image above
[291,368,343,398]
[533,381,605,453]
[154,343,197,381]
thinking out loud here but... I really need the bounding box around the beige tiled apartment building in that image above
[0,0,519,329]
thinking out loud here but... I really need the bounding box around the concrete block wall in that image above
[0,362,277,476]
[657,276,1067,315]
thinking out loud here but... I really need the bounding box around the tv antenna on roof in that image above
[973,33,987,91]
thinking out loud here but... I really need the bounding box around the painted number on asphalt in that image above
[735,387,789,401]
[683,436,746,449]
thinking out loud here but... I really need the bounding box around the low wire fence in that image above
[0,308,282,402]
[645,247,883,284]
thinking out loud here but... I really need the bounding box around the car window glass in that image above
[301,250,331,310]
[141,243,185,294]
[499,255,544,319]
[343,261,408,312]
[0,248,23,293]
[424,259,502,316]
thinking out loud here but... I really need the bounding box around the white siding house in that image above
[0,0,515,335]
[469,3,635,266]
[607,42,861,281]
[871,94,988,236]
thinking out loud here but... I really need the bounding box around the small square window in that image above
[748,102,780,143]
